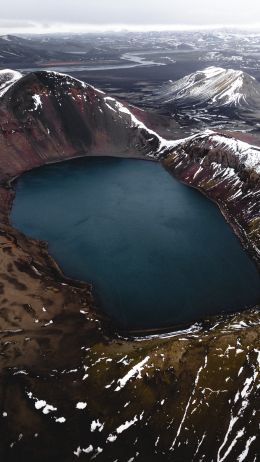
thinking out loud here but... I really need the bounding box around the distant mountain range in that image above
[0,35,47,65]
[0,34,90,67]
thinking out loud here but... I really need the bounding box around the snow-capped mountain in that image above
[155,66,260,110]
[0,69,22,97]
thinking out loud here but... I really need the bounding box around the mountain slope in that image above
[155,66,260,111]
[0,70,174,181]
[164,130,260,266]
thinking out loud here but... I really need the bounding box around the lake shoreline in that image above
[2,151,259,339]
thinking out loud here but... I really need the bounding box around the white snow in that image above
[32,94,43,110]
[115,356,150,391]
[104,96,179,154]
[90,419,104,432]
[42,404,57,415]
[237,436,257,462]
[35,400,47,410]
[34,400,57,414]
[76,402,87,410]
[116,416,138,434]
[55,417,66,423]
[170,354,208,451]
[0,69,22,97]
[209,134,260,174]
[174,130,260,175]
[217,428,245,462]
[73,445,94,457]
[107,434,118,443]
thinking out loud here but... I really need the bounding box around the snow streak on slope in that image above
[103,96,178,154]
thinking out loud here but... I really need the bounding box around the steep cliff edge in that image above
[163,130,260,267]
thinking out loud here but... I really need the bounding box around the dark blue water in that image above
[11,157,260,329]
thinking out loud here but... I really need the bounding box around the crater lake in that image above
[11,157,260,330]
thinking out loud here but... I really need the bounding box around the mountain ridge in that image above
[0,69,176,183]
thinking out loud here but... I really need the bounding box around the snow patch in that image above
[115,356,150,391]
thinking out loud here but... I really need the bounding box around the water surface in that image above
[11,157,260,329]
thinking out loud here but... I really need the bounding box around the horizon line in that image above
[1,22,260,35]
